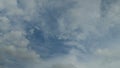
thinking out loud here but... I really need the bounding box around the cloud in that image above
[0,0,41,68]
[0,0,120,68]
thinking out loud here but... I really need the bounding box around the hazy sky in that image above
[0,0,120,68]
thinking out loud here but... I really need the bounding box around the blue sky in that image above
[0,0,120,68]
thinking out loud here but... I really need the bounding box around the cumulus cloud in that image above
[0,0,120,68]
[0,0,41,68]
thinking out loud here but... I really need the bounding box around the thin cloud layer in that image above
[0,0,120,68]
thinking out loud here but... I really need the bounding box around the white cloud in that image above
[0,0,41,68]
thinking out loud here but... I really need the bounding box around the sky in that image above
[0,0,120,68]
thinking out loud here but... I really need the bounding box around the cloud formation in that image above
[0,0,120,68]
